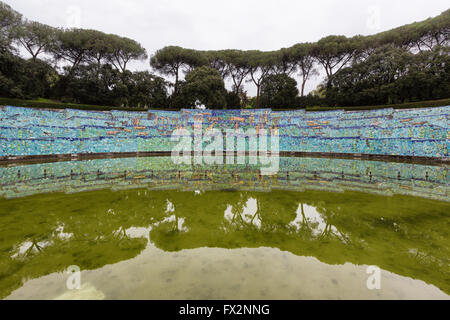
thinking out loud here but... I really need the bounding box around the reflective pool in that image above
[0,157,449,299]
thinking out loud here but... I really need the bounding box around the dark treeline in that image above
[0,2,166,108]
[1,1,449,109]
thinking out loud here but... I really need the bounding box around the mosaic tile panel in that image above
[0,106,448,157]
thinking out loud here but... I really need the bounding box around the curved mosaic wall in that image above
[0,156,448,201]
[0,105,449,158]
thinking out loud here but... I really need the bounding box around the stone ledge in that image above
[0,151,448,166]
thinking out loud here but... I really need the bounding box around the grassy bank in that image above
[304,98,450,112]
[1,97,449,113]
[0,97,148,112]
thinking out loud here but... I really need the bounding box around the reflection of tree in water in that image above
[22,240,45,256]
[217,193,346,241]
[150,190,245,248]
[289,203,351,243]
[255,193,298,231]
[149,189,450,295]
[0,187,449,298]
[0,188,169,299]
[226,193,260,228]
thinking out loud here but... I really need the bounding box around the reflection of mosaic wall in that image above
[0,105,449,157]
[1,157,447,201]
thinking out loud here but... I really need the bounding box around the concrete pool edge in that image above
[1,151,448,166]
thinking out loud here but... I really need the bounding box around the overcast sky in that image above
[5,0,449,95]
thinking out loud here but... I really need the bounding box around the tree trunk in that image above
[256,85,260,108]
[301,80,306,97]
[174,71,179,94]
[96,57,101,78]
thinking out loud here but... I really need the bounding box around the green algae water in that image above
[0,157,449,299]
